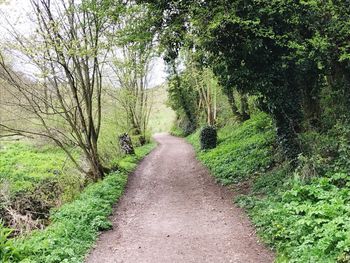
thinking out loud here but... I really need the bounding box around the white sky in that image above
[0,0,167,88]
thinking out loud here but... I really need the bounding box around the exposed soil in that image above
[85,134,274,263]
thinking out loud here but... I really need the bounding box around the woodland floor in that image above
[85,134,274,263]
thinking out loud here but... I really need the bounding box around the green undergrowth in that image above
[187,113,350,262]
[0,142,76,194]
[4,143,155,263]
[170,125,187,137]
[187,113,275,184]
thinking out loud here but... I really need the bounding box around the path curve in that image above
[85,134,274,263]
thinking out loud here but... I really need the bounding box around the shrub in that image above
[200,126,217,150]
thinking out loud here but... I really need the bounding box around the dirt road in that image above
[85,134,274,263]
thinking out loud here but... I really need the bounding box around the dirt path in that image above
[85,134,274,263]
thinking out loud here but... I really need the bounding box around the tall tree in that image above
[0,0,122,180]
[110,5,154,144]
[137,0,323,161]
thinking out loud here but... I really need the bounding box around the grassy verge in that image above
[186,113,350,262]
[187,113,275,185]
[4,143,155,263]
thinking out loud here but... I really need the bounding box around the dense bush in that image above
[200,126,217,150]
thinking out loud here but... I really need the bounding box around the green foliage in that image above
[12,143,155,263]
[250,131,350,262]
[15,172,127,263]
[245,173,350,263]
[166,54,227,135]
[188,113,350,262]
[188,112,275,184]
[0,221,19,262]
[0,142,83,233]
[170,124,187,138]
[140,0,350,159]
[167,71,198,134]
[199,126,217,150]
[148,85,176,134]
[0,142,76,193]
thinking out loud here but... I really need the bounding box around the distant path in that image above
[85,134,274,263]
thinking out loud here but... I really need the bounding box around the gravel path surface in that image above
[85,134,274,263]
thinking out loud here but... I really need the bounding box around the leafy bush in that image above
[244,173,350,263]
[200,126,217,150]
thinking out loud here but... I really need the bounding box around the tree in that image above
[316,1,350,124]
[197,68,218,126]
[137,0,320,161]
[182,53,219,126]
[110,5,154,144]
[0,0,122,180]
[167,66,199,134]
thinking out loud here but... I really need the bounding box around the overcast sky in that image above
[0,0,167,88]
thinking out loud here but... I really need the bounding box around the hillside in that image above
[148,84,176,133]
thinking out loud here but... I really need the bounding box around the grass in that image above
[0,142,76,194]
[187,113,275,185]
[148,84,176,134]
[186,113,350,262]
[6,143,155,263]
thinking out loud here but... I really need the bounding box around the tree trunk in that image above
[240,94,250,121]
[87,155,106,181]
[226,90,249,122]
[173,64,197,133]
